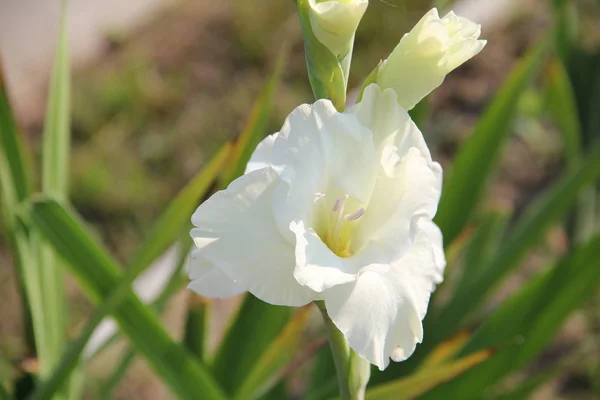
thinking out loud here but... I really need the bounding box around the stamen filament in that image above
[344,208,365,221]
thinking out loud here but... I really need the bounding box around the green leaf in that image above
[42,0,70,198]
[0,55,37,358]
[297,0,346,110]
[489,368,558,400]
[129,143,230,273]
[233,307,311,400]
[544,56,581,166]
[304,347,338,400]
[418,332,471,370]
[434,143,600,339]
[99,241,191,399]
[83,144,228,361]
[37,0,71,383]
[0,65,33,203]
[452,210,510,298]
[211,295,293,395]
[183,299,210,360]
[365,350,492,400]
[219,47,287,187]
[566,49,600,148]
[434,40,550,246]
[0,379,9,400]
[21,198,227,400]
[420,234,600,399]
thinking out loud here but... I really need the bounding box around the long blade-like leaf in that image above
[365,351,492,400]
[211,295,293,394]
[99,242,191,399]
[420,234,600,398]
[545,56,581,166]
[21,198,227,400]
[418,332,471,370]
[435,40,549,245]
[0,57,38,358]
[451,210,510,301]
[128,143,230,273]
[233,307,311,400]
[0,64,32,202]
[38,0,71,382]
[434,142,600,339]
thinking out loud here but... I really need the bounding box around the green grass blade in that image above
[452,210,510,302]
[42,1,70,198]
[365,351,492,400]
[420,234,600,398]
[20,198,227,400]
[37,1,71,384]
[183,299,210,360]
[25,141,229,397]
[434,40,549,246]
[0,65,33,202]
[30,245,188,399]
[73,142,226,362]
[0,380,9,400]
[219,46,287,187]
[233,307,311,400]
[304,347,338,400]
[211,295,293,395]
[82,143,228,361]
[0,61,38,359]
[434,142,600,339]
[98,242,191,399]
[545,56,581,166]
[490,369,559,400]
[128,143,230,274]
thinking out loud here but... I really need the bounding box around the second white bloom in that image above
[189,84,445,370]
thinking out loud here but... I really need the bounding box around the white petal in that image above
[419,219,446,282]
[271,99,378,237]
[188,249,245,298]
[290,220,358,292]
[351,85,434,163]
[323,270,423,371]
[323,226,441,370]
[191,168,316,306]
[355,147,441,258]
[245,133,279,174]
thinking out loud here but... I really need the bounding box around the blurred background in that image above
[0,0,599,399]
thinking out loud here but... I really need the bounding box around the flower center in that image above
[317,194,365,258]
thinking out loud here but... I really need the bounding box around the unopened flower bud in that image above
[308,0,368,58]
[377,8,486,110]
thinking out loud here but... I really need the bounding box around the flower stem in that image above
[315,301,370,400]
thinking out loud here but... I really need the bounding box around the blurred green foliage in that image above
[1,0,600,399]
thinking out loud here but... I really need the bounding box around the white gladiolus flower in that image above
[377,8,487,110]
[189,84,446,370]
[308,0,368,58]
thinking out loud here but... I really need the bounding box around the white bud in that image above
[377,8,487,110]
[308,0,368,58]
